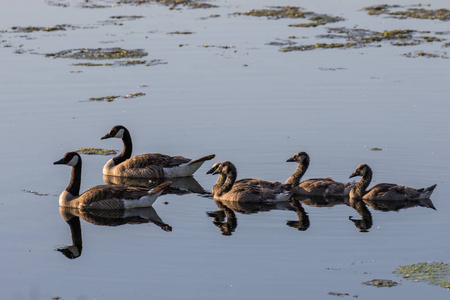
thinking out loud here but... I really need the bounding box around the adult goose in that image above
[207,161,292,202]
[349,163,437,201]
[285,152,353,197]
[101,125,215,178]
[54,152,171,209]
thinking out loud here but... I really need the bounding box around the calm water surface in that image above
[1,0,449,299]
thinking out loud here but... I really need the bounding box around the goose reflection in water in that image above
[286,198,310,231]
[57,206,171,259]
[349,198,373,232]
[103,175,209,196]
[207,199,304,235]
[348,197,436,232]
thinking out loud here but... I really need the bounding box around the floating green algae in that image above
[88,95,120,102]
[115,0,217,9]
[73,59,165,67]
[235,6,309,19]
[45,48,148,59]
[361,279,398,287]
[393,262,450,289]
[288,14,344,27]
[22,189,49,196]
[123,92,146,98]
[74,148,117,155]
[279,26,445,53]
[88,92,146,102]
[280,42,356,52]
[234,6,344,27]
[364,5,450,21]
[401,51,446,58]
[110,15,144,20]
[167,31,194,35]
[10,24,77,32]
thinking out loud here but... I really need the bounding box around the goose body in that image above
[101,125,215,178]
[54,152,171,209]
[286,152,353,197]
[349,163,436,201]
[207,161,292,203]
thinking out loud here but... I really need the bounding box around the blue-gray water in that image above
[1,0,449,299]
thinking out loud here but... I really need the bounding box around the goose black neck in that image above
[114,129,133,165]
[285,159,309,186]
[67,161,82,196]
[67,216,82,252]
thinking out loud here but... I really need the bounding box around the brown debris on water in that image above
[364,5,450,21]
[279,27,446,54]
[74,148,117,155]
[361,279,398,287]
[235,6,344,27]
[10,24,78,33]
[87,92,146,102]
[45,48,148,59]
[115,0,217,9]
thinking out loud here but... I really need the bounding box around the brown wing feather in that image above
[296,179,345,196]
[123,153,191,169]
[78,185,150,208]
[364,183,421,200]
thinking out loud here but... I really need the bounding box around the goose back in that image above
[210,161,291,203]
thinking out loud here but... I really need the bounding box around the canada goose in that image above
[286,152,353,197]
[349,163,437,201]
[101,125,215,178]
[207,161,292,202]
[54,152,171,209]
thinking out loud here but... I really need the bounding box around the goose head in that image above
[209,161,235,176]
[54,152,81,167]
[349,164,371,178]
[101,125,128,140]
[286,152,310,165]
[206,162,221,174]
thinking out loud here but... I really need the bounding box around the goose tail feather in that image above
[419,184,437,199]
[187,154,216,165]
[149,181,172,196]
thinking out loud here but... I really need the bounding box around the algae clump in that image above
[74,148,117,155]
[361,279,398,287]
[394,262,450,289]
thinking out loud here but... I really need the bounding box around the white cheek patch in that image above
[115,129,124,139]
[67,155,79,167]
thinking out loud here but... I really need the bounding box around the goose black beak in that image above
[101,133,112,140]
[349,172,358,179]
[53,158,66,165]
[286,157,295,162]
[206,167,216,175]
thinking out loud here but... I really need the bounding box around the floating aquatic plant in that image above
[45,48,148,60]
[393,262,450,289]
[22,189,49,196]
[361,279,398,287]
[115,0,217,9]
[364,5,450,21]
[74,148,117,155]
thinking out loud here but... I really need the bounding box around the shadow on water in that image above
[57,206,171,259]
[103,175,209,195]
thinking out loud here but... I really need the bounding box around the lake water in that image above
[1,0,449,299]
